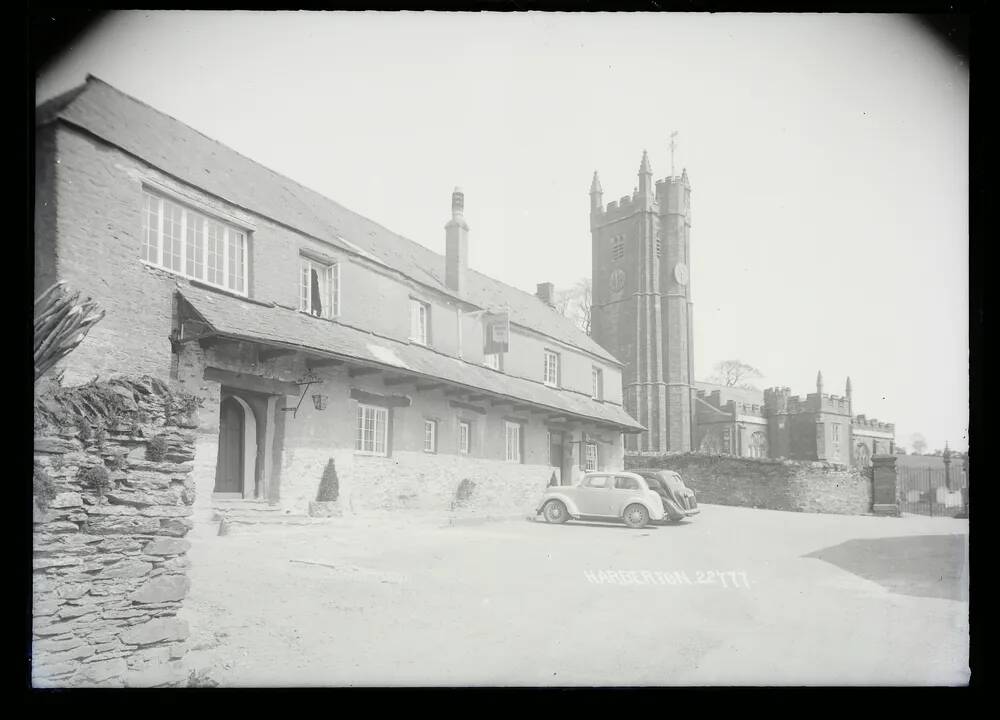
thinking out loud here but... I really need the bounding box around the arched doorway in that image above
[748,431,768,459]
[855,442,871,470]
[214,394,258,497]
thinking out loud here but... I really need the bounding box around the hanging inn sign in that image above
[483,308,510,355]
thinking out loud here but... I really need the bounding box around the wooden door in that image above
[215,397,244,494]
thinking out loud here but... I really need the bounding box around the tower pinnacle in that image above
[639,149,652,176]
[589,171,603,212]
[816,370,824,395]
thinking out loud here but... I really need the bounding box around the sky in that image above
[36,11,969,453]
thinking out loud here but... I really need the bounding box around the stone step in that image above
[217,515,324,535]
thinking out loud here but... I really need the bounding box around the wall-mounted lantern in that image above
[312,394,329,411]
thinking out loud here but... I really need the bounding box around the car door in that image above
[575,474,612,516]
[610,474,642,516]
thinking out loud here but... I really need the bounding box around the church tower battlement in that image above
[590,149,694,452]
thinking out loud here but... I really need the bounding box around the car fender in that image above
[540,492,582,517]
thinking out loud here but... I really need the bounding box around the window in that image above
[583,474,608,488]
[614,475,640,490]
[832,424,841,443]
[584,442,598,471]
[299,256,340,318]
[458,421,471,455]
[424,419,437,453]
[749,431,768,459]
[543,350,560,387]
[483,353,502,371]
[655,229,663,257]
[592,367,603,400]
[410,299,430,345]
[504,421,522,463]
[140,189,248,295]
[611,235,625,261]
[356,404,388,456]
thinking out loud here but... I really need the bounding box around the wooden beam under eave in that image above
[512,404,534,414]
[444,388,468,398]
[468,394,492,402]
[306,357,344,369]
[383,375,416,386]
[489,398,513,407]
[348,366,382,378]
[259,347,298,362]
[415,382,445,392]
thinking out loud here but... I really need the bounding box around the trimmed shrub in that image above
[80,465,112,503]
[454,479,476,507]
[315,459,339,502]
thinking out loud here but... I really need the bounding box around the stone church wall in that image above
[625,452,873,516]
[32,376,200,687]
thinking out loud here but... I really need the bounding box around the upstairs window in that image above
[543,350,560,387]
[410,299,430,346]
[141,189,248,295]
[299,256,340,318]
[483,353,503,371]
[592,367,603,400]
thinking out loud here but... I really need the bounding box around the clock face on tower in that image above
[673,263,689,286]
[609,268,626,293]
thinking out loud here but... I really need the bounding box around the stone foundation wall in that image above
[279,446,553,517]
[625,452,873,515]
[32,376,200,687]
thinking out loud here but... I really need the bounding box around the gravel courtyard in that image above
[179,505,969,686]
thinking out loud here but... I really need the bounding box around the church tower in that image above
[590,150,695,452]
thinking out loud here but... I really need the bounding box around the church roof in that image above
[37,75,619,366]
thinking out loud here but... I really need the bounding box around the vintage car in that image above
[536,470,699,529]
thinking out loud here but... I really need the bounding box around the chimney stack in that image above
[445,186,469,294]
[536,282,555,307]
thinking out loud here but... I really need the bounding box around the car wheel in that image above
[623,504,649,529]
[543,500,569,524]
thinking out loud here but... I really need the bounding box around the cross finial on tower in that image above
[669,131,679,177]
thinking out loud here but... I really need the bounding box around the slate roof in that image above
[178,285,643,432]
[38,76,619,365]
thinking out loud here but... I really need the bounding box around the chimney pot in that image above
[536,282,555,307]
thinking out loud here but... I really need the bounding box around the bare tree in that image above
[554,278,592,335]
[909,433,928,455]
[708,359,764,389]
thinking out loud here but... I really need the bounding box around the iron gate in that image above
[898,465,967,516]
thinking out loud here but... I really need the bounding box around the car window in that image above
[614,475,640,490]
[583,475,609,488]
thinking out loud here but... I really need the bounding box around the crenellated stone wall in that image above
[32,376,200,688]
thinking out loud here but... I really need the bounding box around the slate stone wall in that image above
[32,376,199,687]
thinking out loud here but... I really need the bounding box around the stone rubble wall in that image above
[625,452,873,516]
[32,377,199,688]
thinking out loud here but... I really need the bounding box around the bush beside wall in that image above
[625,452,872,516]
[32,376,200,688]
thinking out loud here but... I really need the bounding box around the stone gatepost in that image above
[871,454,899,516]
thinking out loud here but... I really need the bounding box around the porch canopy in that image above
[174,286,644,434]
